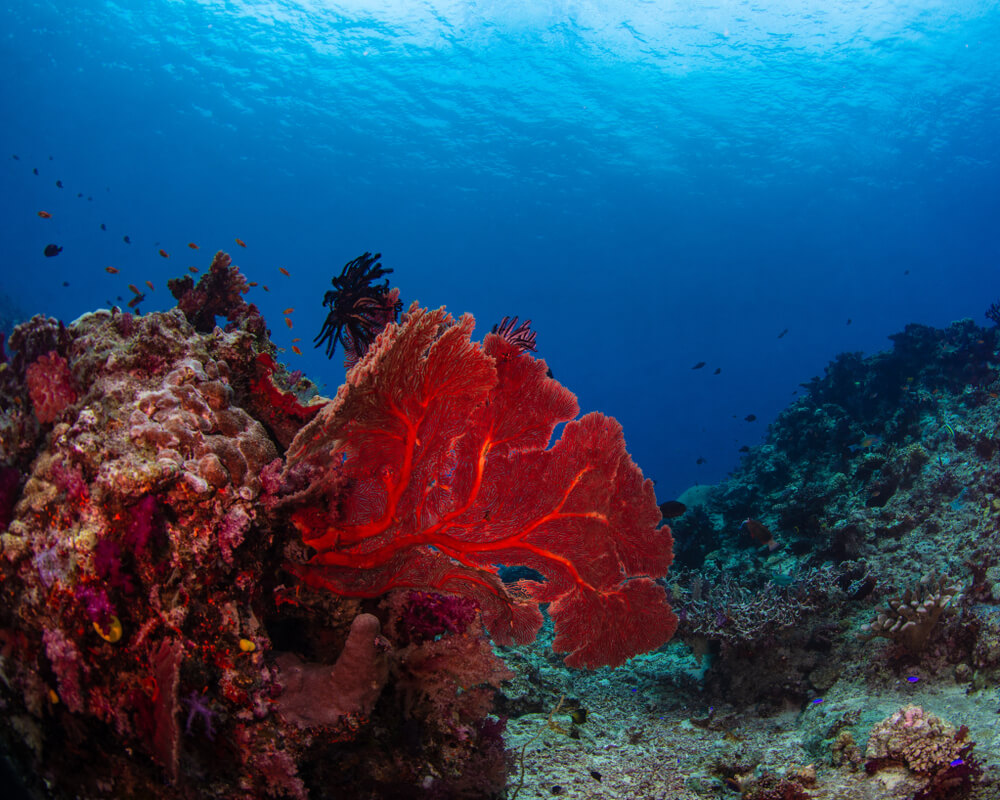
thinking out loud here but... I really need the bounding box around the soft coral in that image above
[283,304,676,669]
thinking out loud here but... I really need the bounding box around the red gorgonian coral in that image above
[283,303,676,669]
[25,350,77,423]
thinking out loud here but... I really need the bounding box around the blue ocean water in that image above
[1,0,998,501]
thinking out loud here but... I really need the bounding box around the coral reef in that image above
[0,257,673,798]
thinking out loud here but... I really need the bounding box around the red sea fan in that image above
[284,303,676,669]
[25,350,77,423]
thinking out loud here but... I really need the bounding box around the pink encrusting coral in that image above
[24,350,76,423]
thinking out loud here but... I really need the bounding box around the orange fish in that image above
[291,337,301,343]
[248,281,258,287]
[263,285,270,292]
[235,238,246,247]
[284,317,293,329]
[188,242,199,250]
[128,284,141,295]
[189,266,199,273]
[37,211,52,219]
[145,280,155,291]
[283,307,294,314]
[158,249,169,258]
[292,345,302,355]
[104,266,119,274]
[278,267,290,277]
[127,294,144,309]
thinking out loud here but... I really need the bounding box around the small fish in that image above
[248,281,258,287]
[283,307,294,314]
[100,223,107,231]
[292,345,302,355]
[55,180,63,188]
[188,242,199,250]
[105,266,119,274]
[713,367,721,375]
[848,434,882,453]
[742,518,780,552]
[128,284,142,295]
[263,285,270,292]
[846,318,852,325]
[77,192,82,198]
[158,249,169,258]
[278,267,290,277]
[744,414,757,422]
[235,238,247,247]
[62,281,69,287]
[695,456,706,465]
[145,280,155,291]
[658,501,687,519]
[284,317,293,329]
[691,361,706,370]
[11,154,18,160]
[32,168,38,175]
[738,445,750,453]
[904,269,910,275]
[123,235,131,244]
[127,293,145,309]
[291,337,301,343]
[188,266,199,273]
[37,211,52,219]
[777,328,788,339]
[43,244,63,257]
[87,196,92,201]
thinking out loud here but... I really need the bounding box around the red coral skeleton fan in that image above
[283,303,677,669]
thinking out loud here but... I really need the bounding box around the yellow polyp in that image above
[94,615,123,643]
[238,638,256,652]
[48,689,59,705]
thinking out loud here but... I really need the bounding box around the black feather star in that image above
[314,252,402,364]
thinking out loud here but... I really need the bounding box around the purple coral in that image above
[125,495,163,554]
[76,585,114,629]
[182,690,218,740]
[43,628,86,713]
[398,591,478,645]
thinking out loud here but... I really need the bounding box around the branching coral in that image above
[167,251,267,340]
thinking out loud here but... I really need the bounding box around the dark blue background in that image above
[2,1,998,500]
